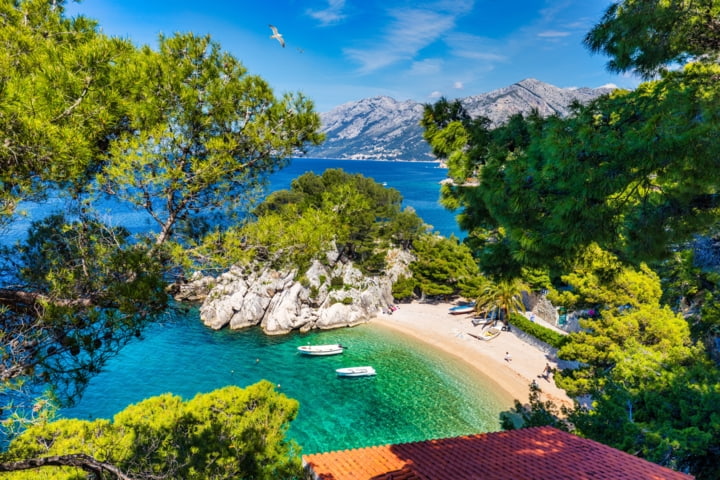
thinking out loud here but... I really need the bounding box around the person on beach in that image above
[504,352,512,362]
[542,363,552,380]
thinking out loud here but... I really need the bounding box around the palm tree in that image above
[475,277,527,327]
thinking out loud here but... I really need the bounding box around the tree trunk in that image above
[0,288,93,312]
[0,453,136,479]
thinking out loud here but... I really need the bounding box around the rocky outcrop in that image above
[523,291,559,324]
[171,271,216,302]
[181,248,414,335]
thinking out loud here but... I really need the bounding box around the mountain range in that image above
[302,78,616,161]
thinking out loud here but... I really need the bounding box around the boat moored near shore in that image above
[336,366,376,377]
[298,344,345,356]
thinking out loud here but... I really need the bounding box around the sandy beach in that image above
[371,301,572,409]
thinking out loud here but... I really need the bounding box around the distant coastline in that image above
[294,156,442,164]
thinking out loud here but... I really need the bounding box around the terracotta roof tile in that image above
[302,426,694,480]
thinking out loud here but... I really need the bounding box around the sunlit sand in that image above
[372,301,572,409]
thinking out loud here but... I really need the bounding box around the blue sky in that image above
[64,0,639,112]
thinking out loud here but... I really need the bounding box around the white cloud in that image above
[307,0,347,26]
[445,33,508,63]
[344,5,470,73]
[537,30,571,38]
[429,90,443,98]
[410,58,443,75]
[453,81,463,89]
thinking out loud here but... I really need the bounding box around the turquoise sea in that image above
[61,311,509,454]
[19,158,510,454]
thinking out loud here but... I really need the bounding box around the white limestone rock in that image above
[195,247,407,334]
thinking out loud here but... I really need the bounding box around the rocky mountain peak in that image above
[303,79,616,161]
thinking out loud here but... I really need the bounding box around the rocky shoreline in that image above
[173,248,414,335]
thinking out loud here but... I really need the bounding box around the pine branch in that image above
[52,77,93,123]
[0,453,137,480]
[0,288,94,311]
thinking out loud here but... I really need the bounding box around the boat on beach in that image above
[336,366,376,377]
[297,344,345,356]
[471,316,494,327]
[471,308,499,326]
[467,327,502,341]
[449,301,476,315]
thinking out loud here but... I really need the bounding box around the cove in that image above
[50,158,502,453]
[61,307,510,454]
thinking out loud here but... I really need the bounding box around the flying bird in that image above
[268,24,285,48]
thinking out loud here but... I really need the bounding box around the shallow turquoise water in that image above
[62,308,509,454]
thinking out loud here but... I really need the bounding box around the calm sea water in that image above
[10,159,513,454]
[5,158,464,241]
[62,310,510,454]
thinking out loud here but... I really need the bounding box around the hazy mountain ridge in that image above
[303,78,616,161]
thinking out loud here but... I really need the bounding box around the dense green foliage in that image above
[406,235,483,299]
[501,247,720,478]
[1,381,302,479]
[432,63,720,270]
[199,169,428,273]
[420,97,491,183]
[0,0,135,227]
[655,244,720,341]
[556,258,699,396]
[421,1,720,477]
[548,243,664,310]
[507,314,568,350]
[0,0,323,476]
[0,214,168,405]
[584,0,720,79]
[98,32,323,250]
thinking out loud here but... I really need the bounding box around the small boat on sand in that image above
[297,344,344,356]
[471,316,494,327]
[467,327,502,341]
[449,302,476,315]
[336,366,376,377]
[472,308,499,326]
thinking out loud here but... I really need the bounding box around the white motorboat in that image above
[336,366,376,377]
[297,344,344,356]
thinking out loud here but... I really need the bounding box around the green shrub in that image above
[329,296,354,306]
[508,313,569,349]
[392,275,417,300]
[330,276,344,290]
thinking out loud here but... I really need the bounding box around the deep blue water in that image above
[7,159,511,455]
[5,158,463,242]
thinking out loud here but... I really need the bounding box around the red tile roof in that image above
[303,426,694,480]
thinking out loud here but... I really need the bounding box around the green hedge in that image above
[508,313,569,349]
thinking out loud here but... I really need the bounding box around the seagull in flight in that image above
[269,24,285,48]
